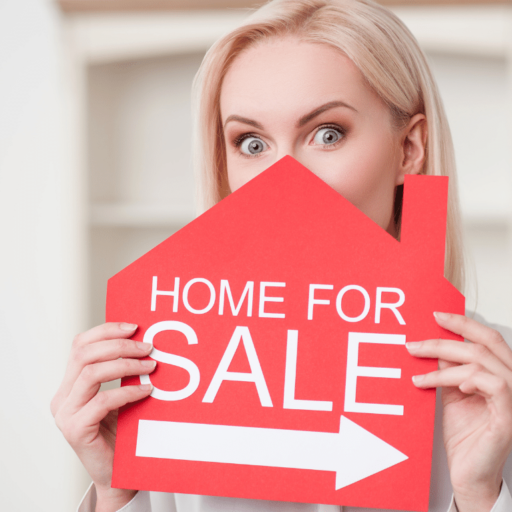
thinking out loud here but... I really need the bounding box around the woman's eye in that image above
[239,136,268,155]
[313,127,343,146]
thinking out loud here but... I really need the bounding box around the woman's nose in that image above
[274,147,301,167]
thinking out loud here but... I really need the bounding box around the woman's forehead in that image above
[220,37,382,124]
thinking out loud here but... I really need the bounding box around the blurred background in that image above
[1,0,511,510]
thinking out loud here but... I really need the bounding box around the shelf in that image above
[89,203,512,229]
[58,0,512,13]
[59,0,260,11]
[392,5,512,57]
[90,203,195,227]
[65,6,512,64]
[66,10,250,64]
[462,210,512,228]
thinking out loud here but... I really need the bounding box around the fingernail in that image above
[412,374,424,385]
[137,342,153,352]
[406,341,421,351]
[141,359,156,368]
[139,383,153,391]
[120,323,137,331]
[434,312,450,322]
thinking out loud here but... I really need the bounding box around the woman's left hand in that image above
[406,312,512,512]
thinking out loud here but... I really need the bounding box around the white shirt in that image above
[77,481,512,512]
[77,318,512,512]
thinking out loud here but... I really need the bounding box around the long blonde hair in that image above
[191,0,465,292]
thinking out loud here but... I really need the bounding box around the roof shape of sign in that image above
[111,155,456,291]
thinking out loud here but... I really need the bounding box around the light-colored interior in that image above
[1,4,511,511]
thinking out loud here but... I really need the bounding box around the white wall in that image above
[0,0,88,510]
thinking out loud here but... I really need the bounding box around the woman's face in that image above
[220,38,426,235]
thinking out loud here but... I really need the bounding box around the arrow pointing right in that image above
[136,415,408,489]
[334,416,407,488]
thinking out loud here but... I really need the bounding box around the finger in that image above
[433,313,512,371]
[59,338,152,399]
[407,339,511,381]
[73,322,138,347]
[460,371,512,402]
[65,358,156,413]
[459,373,512,429]
[74,338,153,367]
[78,384,153,427]
[438,359,458,370]
[412,363,489,389]
[56,384,153,448]
[52,323,140,415]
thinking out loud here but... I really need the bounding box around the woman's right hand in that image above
[50,322,155,512]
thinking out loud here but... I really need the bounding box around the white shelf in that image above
[392,5,512,57]
[67,6,512,63]
[90,203,195,227]
[463,213,512,229]
[66,10,251,64]
[89,204,511,229]
[461,204,512,228]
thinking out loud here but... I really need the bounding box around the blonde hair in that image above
[191,0,465,292]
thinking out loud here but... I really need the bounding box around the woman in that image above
[51,0,512,511]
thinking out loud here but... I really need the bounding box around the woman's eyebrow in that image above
[297,100,357,128]
[223,115,263,130]
[223,100,356,130]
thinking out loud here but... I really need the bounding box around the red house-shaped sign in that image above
[107,156,465,511]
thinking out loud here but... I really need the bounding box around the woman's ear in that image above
[396,113,427,185]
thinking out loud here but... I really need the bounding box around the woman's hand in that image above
[51,322,155,512]
[407,312,512,512]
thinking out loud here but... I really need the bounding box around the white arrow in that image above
[136,416,407,489]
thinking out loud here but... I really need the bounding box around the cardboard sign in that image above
[107,156,465,511]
